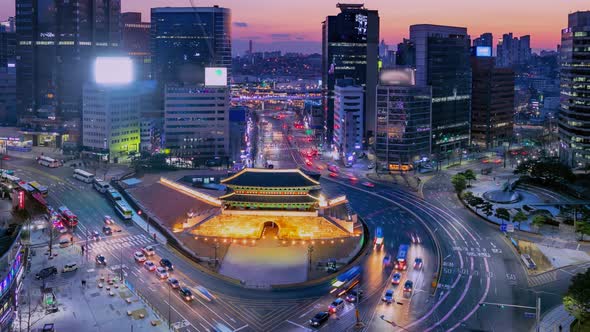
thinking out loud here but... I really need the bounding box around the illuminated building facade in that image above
[375,69,432,172]
[334,79,364,163]
[410,24,472,153]
[0,225,25,332]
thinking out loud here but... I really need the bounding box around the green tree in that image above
[451,174,467,193]
[462,169,477,186]
[495,207,511,224]
[564,268,590,329]
[462,191,474,201]
[531,215,546,229]
[512,211,528,230]
[480,201,493,217]
[575,221,590,241]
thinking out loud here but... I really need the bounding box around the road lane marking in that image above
[233,324,249,332]
[286,320,312,331]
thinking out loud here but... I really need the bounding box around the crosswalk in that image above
[528,270,558,287]
[86,234,153,253]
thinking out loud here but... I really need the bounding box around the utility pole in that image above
[536,297,541,332]
[48,220,53,258]
[168,284,171,331]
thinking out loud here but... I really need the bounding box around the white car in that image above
[155,267,169,279]
[144,260,156,272]
[134,251,147,263]
[142,246,155,256]
[103,215,115,225]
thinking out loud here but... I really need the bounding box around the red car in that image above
[361,181,375,188]
[329,172,338,177]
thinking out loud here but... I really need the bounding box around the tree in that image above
[563,268,590,330]
[495,208,511,224]
[462,191,474,201]
[576,221,590,241]
[451,174,467,193]
[481,202,493,217]
[462,169,477,186]
[512,211,528,230]
[531,215,546,229]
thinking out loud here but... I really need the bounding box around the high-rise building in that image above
[410,24,472,153]
[0,65,16,125]
[396,38,415,67]
[470,56,514,149]
[375,68,432,172]
[121,12,150,80]
[82,80,156,163]
[15,0,121,147]
[473,33,493,49]
[150,6,231,87]
[497,33,531,68]
[334,79,364,164]
[559,11,590,168]
[0,26,16,69]
[164,85,230,165]
[228,106,249,165]
[322,3,379,145]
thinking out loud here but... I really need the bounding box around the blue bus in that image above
[395,244,409,270]
[330,265,361,297]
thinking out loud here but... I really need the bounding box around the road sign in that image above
[506,224,515,233]
[500,224,507,232]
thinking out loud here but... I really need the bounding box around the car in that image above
[91,231,100,241]
[144,260,156,271]
[95,254,107,265]
[329,172,338,177]
[391,273,402,285]
[361,181,375,188]
[383,255,392,267]
[62,263,78,273]
[59,238,71,248]
[160,258,174,271]
[167,278,180,289]
[35,266,57,280]
[142,246,155,256]
[414,258,423,269]
[103,215,115,224]
[345,289,362,302]
[305,160,313,167]
[2,156,9,161]
[155,267,169,279]
[134,251,147,262]
[316,165,325,170]
[410,232,421,244]
[404,280,414,294]
[42,323,55,332]
[348,175,358,182]
[102,226,112,235]
[309,311,329,327]
[328,298,345,314]
[179,287,194,301]
[382,289,394,303]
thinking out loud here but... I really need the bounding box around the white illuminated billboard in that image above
[205,67,227,86]
[476,46,492,57]
[94,57,133,84]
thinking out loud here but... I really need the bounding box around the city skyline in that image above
[1,0,587,54]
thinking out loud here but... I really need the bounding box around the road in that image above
[5,110,579,332]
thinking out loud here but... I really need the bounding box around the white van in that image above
[93,179,110,193]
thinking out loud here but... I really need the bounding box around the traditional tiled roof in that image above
[221,168,320,188]
[221,193,318,204]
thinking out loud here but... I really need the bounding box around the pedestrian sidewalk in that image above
[535,305,575,332]
[15,227,167,332]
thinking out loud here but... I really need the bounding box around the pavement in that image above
[536,304,575,332]
[17,224,167,332]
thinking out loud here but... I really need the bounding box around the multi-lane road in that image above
[5,110,577,332]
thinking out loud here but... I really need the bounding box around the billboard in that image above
[205,67,227,86]
[476,46,492,57]
[379,68,416,86]
[94,57,134,84]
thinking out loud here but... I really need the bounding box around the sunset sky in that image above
[1,0,588,54]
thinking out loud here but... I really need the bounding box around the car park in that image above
[382,289,394,303]
[63,263,78,273]
[142,246,155,256]
[156,267,169,279]
[391,273,402,285]
[328,298,345,314]
[144,260,156,271]
[134,251,147,262]
[309,311,329,327]
[36,266,57,280]
[167,278,180,289]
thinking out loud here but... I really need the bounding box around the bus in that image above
[58,206,78,228]
[394,244,409,271]
[29,181,49,197]
[114,200,133,220]
[2,174,20,186]
[17,181,36,194]
[0,169,14,176]
[38,156,61,168]
[330,265,361,297]
[73,169,94,183]
[106,188,122,202]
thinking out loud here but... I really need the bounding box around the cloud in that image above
[233,22,248,28]
[270,33,291,39]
